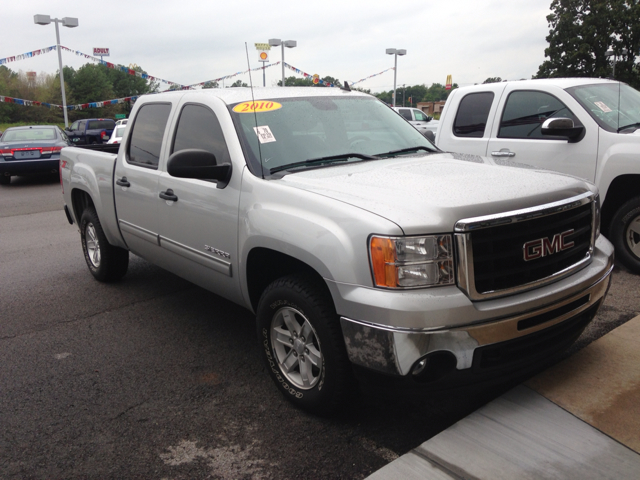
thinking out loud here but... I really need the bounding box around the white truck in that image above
[436,78,640,273]
[60,87,613,413]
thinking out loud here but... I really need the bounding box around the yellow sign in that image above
[445,74,453,90]
[233,101,283,113]
[255,43,271,50]
[259,51,269,61]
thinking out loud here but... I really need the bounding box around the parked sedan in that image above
[0,125,73,185]
[107,125,127,144]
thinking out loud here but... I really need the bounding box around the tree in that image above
[228,79,248,87]
[535,0,640,88]
[203,81,219,89]
[483,77,503,84]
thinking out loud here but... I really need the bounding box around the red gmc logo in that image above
[523,229,575,261]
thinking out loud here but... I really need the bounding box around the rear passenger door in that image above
[114,102,173,264]
[156,100,242,303]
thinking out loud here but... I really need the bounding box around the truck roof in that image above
[136,86,371,106]
[456,77,621,93]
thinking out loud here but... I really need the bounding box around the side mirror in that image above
[541,117,585,142]
[167,149,232,188]
[65,127,71,131]
[424,130,436,143]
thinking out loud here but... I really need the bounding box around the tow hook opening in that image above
[411,351,457,383]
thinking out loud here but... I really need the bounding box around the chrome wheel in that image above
[270,306,323,390]
[85,223,101,268]
[626,213,640,259]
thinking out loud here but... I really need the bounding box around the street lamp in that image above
[606,47,628,79]
[269,38,297,87]
[386,48,406,107]
[34,14,78,128]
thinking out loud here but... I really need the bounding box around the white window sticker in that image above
[594,101,612,113]
[253,126,276,144]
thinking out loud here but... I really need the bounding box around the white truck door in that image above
[156,101,243,304]
[114,102,173,261]
[486,86,598,181]
[436,84,506,155]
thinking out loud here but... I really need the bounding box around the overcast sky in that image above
[3,0,554,97]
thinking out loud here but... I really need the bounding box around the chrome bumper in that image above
[340,263,613,377]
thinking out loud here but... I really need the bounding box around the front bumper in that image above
[336,235,614,378]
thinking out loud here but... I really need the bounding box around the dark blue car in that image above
[0,125,73,185]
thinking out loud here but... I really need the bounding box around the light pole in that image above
[269,38,297,87]
[386,48,406,107]
[606,48,628,79]
[34,14,78,128]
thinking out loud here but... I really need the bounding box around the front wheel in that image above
[257,274,354,414]
[610,197,640,274]
[80,207,129,282]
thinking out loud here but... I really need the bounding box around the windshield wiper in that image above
[376,146,434,158]
[268,152,379,174]
[617,122,640,133]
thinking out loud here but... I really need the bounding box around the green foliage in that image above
[228,79,249,87]
[277,75,341,87]
[203,81,219,89]
[374,82,459,105]
[536,0,640,88]
[483,77,503,84]
[0,62,160,124]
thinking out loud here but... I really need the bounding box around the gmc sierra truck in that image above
[436,78,640,274]
[60,87,614,413]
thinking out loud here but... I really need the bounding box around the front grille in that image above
[455,194,595,299]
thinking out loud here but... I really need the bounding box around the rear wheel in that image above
[610,197,640,274]
[257,274,354,414]
[80,207,129,281]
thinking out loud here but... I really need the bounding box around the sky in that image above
[2,0,554,98]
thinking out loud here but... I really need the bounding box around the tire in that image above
[256,274,354,414]
[80,207,129,282]
[0,174,10,185]
[609,197,640,274]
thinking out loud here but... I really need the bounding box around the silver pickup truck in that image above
[61,87,614,413]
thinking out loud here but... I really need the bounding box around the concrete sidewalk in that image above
[367,315,640,480]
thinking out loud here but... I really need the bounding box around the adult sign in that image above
[93,48,110,57]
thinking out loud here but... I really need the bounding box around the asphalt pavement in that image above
[1,174,639,479]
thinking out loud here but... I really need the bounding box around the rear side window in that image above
[499,91,581,139]
[398,108,412,120]
[127,103,172,168]
[453,92,494,137]
[171,104,230,164]
[87,120,115,130]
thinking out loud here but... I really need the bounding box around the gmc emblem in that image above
[523,229,575,261]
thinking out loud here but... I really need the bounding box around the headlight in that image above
[369,234,454,288]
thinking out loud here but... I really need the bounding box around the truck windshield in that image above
[567,82,640,133]
[230,96,435,176]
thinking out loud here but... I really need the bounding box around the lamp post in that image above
[269,38,297,87]
[386,48,406,107]
[606,48,628,79]
[34,14,78,128]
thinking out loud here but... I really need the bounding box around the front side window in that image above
[414,110,430,121]
[171,104,230,165]
[499,90,581,139]
[453,92,494,137]
[70,121,80,131]
[127,103,172,168]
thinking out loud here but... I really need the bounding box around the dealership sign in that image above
[93,48,110,57]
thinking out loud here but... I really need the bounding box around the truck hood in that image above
[278,152,594,234]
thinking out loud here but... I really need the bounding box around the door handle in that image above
[491,149,516,157]
[159,189,178,202]
[116,176,130,187]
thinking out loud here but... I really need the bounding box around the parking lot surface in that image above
[1,175,638,479]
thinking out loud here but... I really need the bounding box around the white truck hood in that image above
[278,152,594,234]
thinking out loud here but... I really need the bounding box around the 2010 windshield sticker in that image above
[254,126,276,144]
[594,101,612,113]
[233,101,282,113]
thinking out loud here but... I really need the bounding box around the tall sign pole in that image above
[255,43,271,87]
